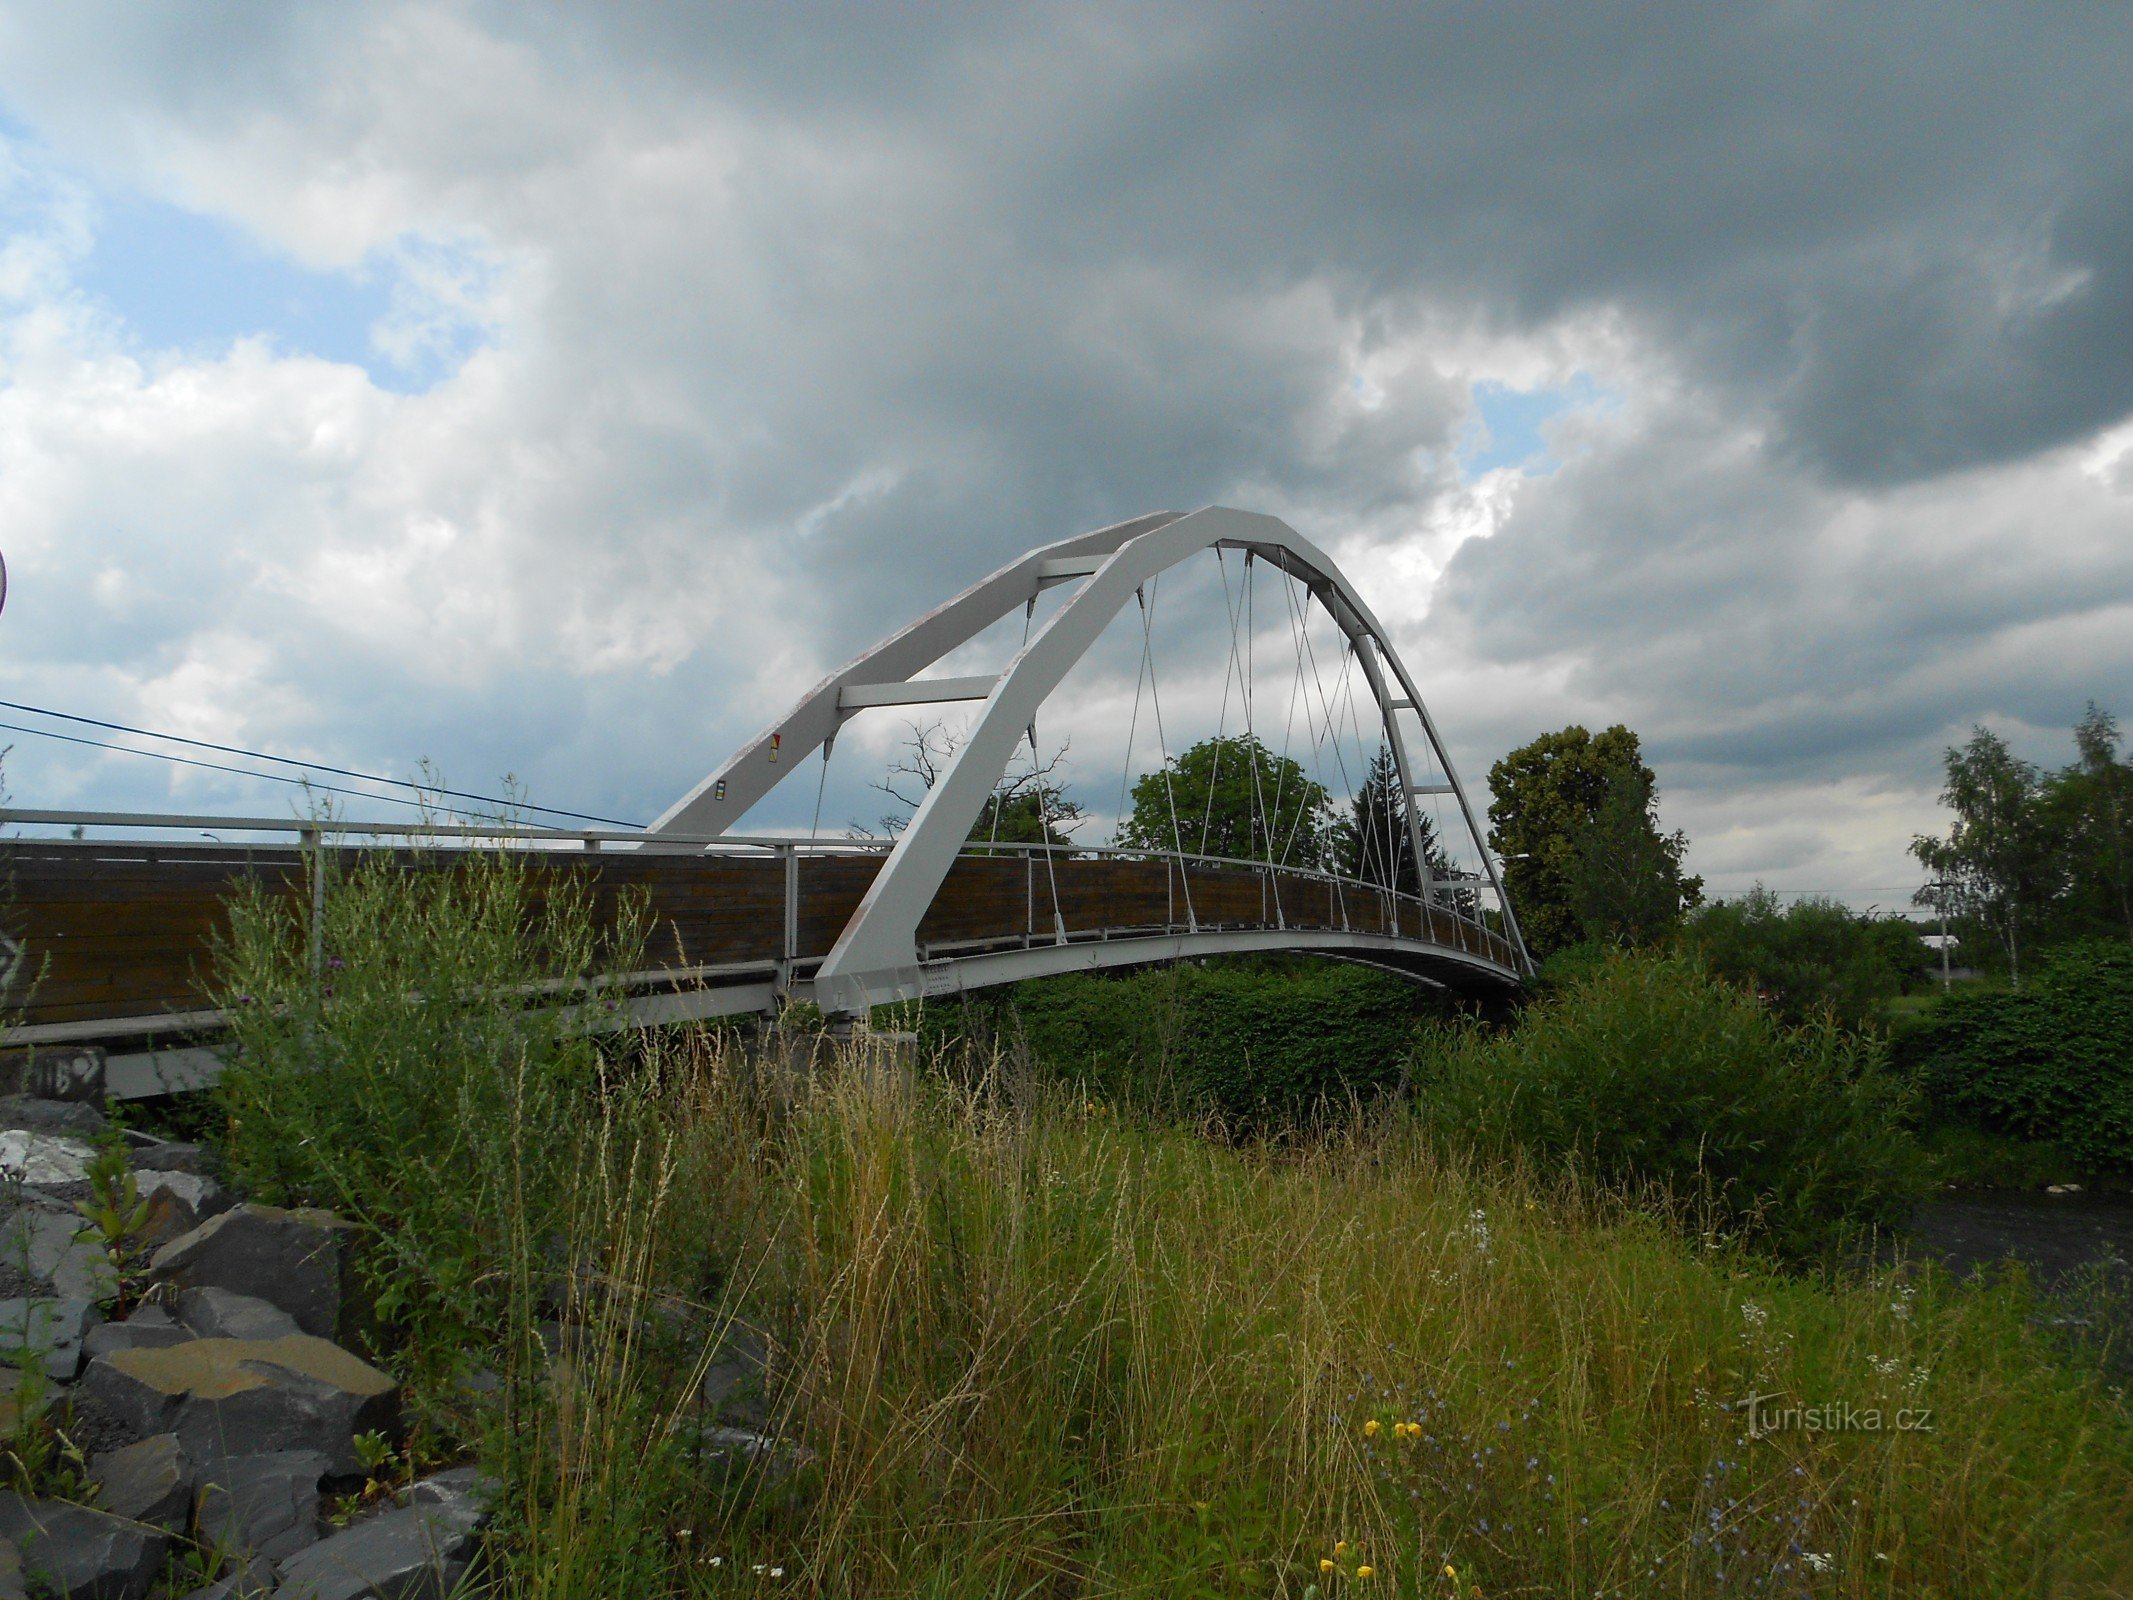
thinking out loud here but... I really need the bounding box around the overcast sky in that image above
[0,3,2128,904]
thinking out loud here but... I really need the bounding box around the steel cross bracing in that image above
[655,505,1532,1015]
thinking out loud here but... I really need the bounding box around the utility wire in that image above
[0,697,640,827]
[0,720,440,816]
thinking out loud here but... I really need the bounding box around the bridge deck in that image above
[1,836,1521,1050]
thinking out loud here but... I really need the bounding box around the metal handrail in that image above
[0,807,1517,969]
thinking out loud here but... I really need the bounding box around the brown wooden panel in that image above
[0,840,1509,1032]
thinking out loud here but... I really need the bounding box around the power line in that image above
[0,699,641,828]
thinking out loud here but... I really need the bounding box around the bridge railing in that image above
[0,811,1521,1040]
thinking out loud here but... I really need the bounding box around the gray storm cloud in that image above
[0,2,2124,897]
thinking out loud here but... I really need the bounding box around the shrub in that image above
[921,959,1433,1122]
[1894,939,2133,1172]
[211,847,648,1370]
[1682,887,1923,1027]
[1409,951,1926,1257]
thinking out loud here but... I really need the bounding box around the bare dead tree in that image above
[855,719,1084,844]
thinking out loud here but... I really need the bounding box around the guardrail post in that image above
[779,844,798,993]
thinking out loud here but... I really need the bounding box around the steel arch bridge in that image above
[0,505,1528,1094]
[650,503,1530,1015]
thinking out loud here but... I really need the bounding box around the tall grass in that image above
[207,856,2133,1596]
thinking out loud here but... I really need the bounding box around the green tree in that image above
[2038,702,2133,945]
[1336,746,1463,902]
[1565,763,1702,947]
[1685,886,1923,1028]
[1486,724,1698,957]
[1910,726,2056,985]
[1116,734,1333,868]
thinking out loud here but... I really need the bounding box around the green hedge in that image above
[916,959,1433,1122]
[1894,941,2133,1172]
[1408,951,1926,1257]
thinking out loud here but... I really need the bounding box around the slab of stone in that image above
[138,1188,201,1254]
[0,1098,105,1138]
[700,1323,770,1428]
[0,1297,102,1381]
[90,1433,194,1532]
[268,1498,481,1600]
[84,1306,193,1362]
[197,1449,328,1564]
[149,1207,346,1339]
[0,1207,117,1302]
[0,1536,23,1600]
[78,1337,397,1478]
[0,1493,168,1600]
[0,1132,98,1188]
[122,1136,209,1175]
[178,1289,303,1344]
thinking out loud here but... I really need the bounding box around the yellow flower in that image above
[1442,1563,1459,1580]
[1356,1566,1375,1579]
[1321,1558,1337,1574]
[1362,1419,1381,1438]
[1335,1541,1350,1557]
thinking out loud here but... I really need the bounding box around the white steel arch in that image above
[654,505,1530,1014]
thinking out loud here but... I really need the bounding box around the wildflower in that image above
[1335,1541,1350,1557]
[703,1554,722,1567]
[1356,1566,1374,1579]
[1363,1419,1381,1438]
[1321,1558,1337,1574]
[771,1569,785,1579]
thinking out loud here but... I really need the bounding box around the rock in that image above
[2047,1182,2085,1195]
[84,1306,194,1362]
[682,1424,817,1504]
[149,1207,347,1339]
[178,1289,303,1344]
[90,1433,194,1532]
[700,1323,770,1429]
[137,1171,227,1218]
[0,1298,103,1381]
[138,1189,201,1254]
[124,1139,210,1177]
[0,1536,22,1600]
[0,1206,117,1301]
[196,1450,329,1564]
[0,1098,105,1138]
[0,1132,98,1188]
[0,1493,168,1600]
[396,1466,499,1520]
[78,1337,397,1478]
[269,1497,482,1600]
[176,1554,276,1600]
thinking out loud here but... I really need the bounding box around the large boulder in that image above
[78,1337,396,1478]
[90,1433,195,1532]
[148,1206,347,1338]
[196,1449,329,1564]
[0,1132,96,1188]
[0,1298,103,1381]
[268,1496,484,1600]
[0,1494,168,1600]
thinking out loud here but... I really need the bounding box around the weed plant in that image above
[211,844,650,1377]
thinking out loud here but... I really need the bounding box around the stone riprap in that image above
[87,1434,194,1532]
[0,1495,168,1600]
[196,1450,331,1564]
[0,1298,101,1381]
